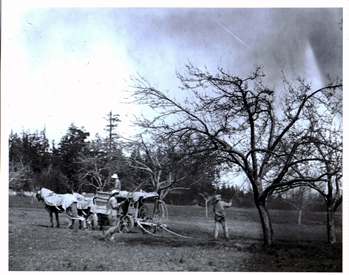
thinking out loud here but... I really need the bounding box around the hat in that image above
[111,189,119,195]
[214,194,221,201]
[111,174,118,179]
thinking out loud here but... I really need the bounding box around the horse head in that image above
[36,190,44,202]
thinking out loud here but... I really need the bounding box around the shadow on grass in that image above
[243,240,342,272]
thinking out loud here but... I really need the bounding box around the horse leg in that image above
[79,218,87,229]
[77,209,87,229]
[45,206,54,227]
[71,203,78,217]
[55,211,60,228]
[49,212,54,228]
[68,218,74,229]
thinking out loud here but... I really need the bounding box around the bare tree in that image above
[9,159,33,190]
[304,127,342,244]
[76,135,126,192]
[276,88,342,243]
[127,64,342,246]
[198,192,217,219]
[126,134,193,199]
[278,186,313,225]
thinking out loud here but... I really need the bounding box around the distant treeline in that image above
[164,184,331,212]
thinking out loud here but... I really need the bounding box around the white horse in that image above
[36,188,86,229]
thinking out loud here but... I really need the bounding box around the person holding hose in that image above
[212,194,232,240]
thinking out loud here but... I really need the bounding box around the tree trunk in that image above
[205,199,208,219]
[326,206,337,244]
[256,202,274,247]
[298,208,302,225]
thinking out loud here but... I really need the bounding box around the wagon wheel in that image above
[138,205,149,219]
[119,215,135,233]
[86,213,98,230]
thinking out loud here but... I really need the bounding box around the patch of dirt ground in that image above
[8,206,342,271]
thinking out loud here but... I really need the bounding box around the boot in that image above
[213,223,219,240]
[223,222,229,240]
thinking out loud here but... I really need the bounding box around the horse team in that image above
[35,187,93,229]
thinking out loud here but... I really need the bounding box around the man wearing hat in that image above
[212,194,232,240]
[111,173,121,191]
[103,189,126,241]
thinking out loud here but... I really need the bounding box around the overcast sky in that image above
[2,3,344,144]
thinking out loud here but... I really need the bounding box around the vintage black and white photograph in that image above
[4,1,344,272]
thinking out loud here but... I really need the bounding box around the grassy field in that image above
[8,195,342,271]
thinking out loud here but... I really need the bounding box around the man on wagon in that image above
[212,194,232,240]
[103,189,127,241]
[111,173,121,192]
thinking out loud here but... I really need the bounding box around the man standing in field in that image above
[103,189,126,241]
[212,194,232,240]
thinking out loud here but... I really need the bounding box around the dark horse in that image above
[36,188,86,228]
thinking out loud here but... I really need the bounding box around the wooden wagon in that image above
[86,190,168,234]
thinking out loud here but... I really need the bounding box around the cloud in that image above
[253,8,342,85]
[3,7,342,142]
